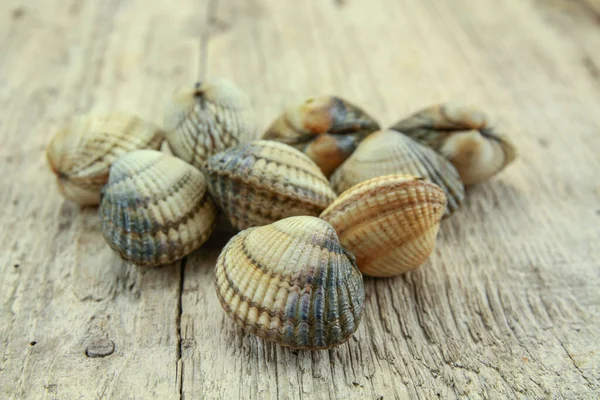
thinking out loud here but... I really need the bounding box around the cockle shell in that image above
[46,113,164,205]
[163,79,256,170]
[262,96,380,177]
[215,216,365,349]
[99,150,217,266]
[330,130,464,217]
[321,175,446,277]
[390,103,517,185]
[205,140,337,231]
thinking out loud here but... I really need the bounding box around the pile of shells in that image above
[46,78,517,350]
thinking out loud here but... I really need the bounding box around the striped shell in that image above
[262,96,380,177]
[164,79,256,170]
[205,140,337,231]
[46,113,164,205]
[100,150,217,266]
[330,130,464,217]
[390,103,517,185]
[321,175,446,277]
[215,216,365,349]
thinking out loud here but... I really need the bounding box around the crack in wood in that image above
[176,257,186,400]
[199,0,229,79]
[556,336,595,389]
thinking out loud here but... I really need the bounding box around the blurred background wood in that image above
[1,0,599,398]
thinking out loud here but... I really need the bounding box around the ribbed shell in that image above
[390,103,517,185]
[321,175,446,277]
[214,216,365,349]
[330,130,464,217]
[205,140,337,231]
[100,150,217,266]
[164,79,256,170]
[262,96,380,177]
[46,113,164,205]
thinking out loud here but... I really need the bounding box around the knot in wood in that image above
[85,338,115,358]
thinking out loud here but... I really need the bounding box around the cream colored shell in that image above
[330,130,464,217]
[321,175,446,277]
[46,113,164,205]
[215,216,365,349]
[164,79,256,170]
[100,150,217,266]
[390,103,517,185]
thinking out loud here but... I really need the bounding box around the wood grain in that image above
[0,0,207,398]
[1,0,599,399]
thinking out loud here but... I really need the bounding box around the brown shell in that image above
[390,103,517,185]
[330,130,464,217]
[100,150,217,266]
[205,140,337,231]
[46,113,164,205]
[321,175,446,277]
[215,216,365,349]
[163,79,256,170]
[262,96,380,177]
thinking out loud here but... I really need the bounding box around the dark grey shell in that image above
[262,96,380,177]
[99,150,217,266]
[205,140,337,231]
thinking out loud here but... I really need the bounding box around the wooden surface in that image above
[1,0,599,398]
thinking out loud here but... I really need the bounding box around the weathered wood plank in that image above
[0,0,207,398]
[529,0,600,90]
[180,0,600,398]
[1,0,599,399]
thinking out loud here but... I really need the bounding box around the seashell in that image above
[330,130,464,217]
[390,103,517,185]
[46,113,164,205]
[99,149,217,267]
[205,140,337,231]
[163,79,256,170]
[321,175,446,277]
[214,216,365,349]
[262,96,380,177]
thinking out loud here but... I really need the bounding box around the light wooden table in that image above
[1,0,599,398]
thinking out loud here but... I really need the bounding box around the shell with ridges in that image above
[46,113,164,205]
[330,130,464,217]
[99,150,217,266]
[164,79,256,170]
[205,140,337,231]
[262,96,380,177]
[215,216,365,349]
[321,175,446,277]
[390,103,517,185]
